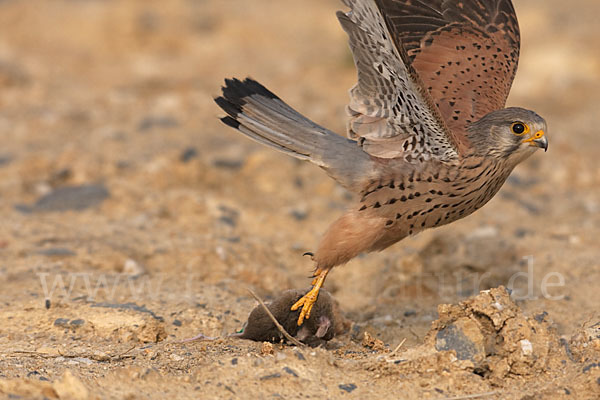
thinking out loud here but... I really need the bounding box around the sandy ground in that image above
[0,0,599,398]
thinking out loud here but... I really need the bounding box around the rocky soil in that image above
[0,0,599,398]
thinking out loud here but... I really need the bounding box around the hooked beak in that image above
[525,130,548,152]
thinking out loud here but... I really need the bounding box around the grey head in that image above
[467,107,548,163]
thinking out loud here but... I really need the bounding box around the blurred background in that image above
[0,0,599,395]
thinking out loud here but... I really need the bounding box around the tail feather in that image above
[214,78,372,190]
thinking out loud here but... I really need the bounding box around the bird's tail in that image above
[215,78,372,190]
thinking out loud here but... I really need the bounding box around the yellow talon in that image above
[291,269,329,325]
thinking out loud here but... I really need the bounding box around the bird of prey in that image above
[215,0,548,325]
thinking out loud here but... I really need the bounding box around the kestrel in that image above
[215,0,548,325]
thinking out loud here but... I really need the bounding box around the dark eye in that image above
[511,122,528,135]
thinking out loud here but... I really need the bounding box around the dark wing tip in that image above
[240,77,279,100]
[214,95,240,118]
[216,77,281,130]
[220,76,279,102]
[220,116,241,130]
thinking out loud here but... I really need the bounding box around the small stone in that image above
[54,318,70,327]
[27,371,47,380]
[212,158,244,170]
[180,147,198,163]
[0,154,12,166]
[259,373,281,381]
[260,342,274,356]
[170,354,184,361]
[435,319,485,364]
[218,205,239,227]
[172,319,182,327]
[73,357,93,365]
[339,383,357,393]
[520,339,533,356]
[466,226,498,240]
[123,259,146,276]
[70,319,85,328]
[91,351,110,362]
[514,228,530,238]
[16,184,110,213]
[137,116,179,132]
[37,247,76,257]
[534,311,548,323]
[582,362,600,373]
[283,367,298,377]
[289,207,308,221]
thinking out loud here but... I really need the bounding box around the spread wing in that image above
[339,0,460,162]
[374,0,521,149]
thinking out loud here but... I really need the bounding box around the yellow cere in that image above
[525,130,545,143]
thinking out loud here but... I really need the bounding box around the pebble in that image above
[339,383,357,393]
[212,158,244,170]
[16,184,110,213]
[92,351,110,362]
[0,154,12,166]
[37,247,76,257]
[180,147,198,163]
[137,116,179,132]
[123,259,146,276]
[435,322,484,362]
[259,373,281,381]
[54,318,70,327]
[282,367,298,377]
[466,226,499,240]
[520,339,534,356]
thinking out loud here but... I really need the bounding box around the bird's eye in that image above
[511,122,529,135]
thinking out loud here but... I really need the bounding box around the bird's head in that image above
[468,107,548,163]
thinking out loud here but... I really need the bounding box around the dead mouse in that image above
[179,288,347,346]
[233,288,338,346]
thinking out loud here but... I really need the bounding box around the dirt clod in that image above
[362,331,386,352]
[427,287,556,378]
[260,342,275,356]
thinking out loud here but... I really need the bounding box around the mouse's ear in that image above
[315,315,332,338]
